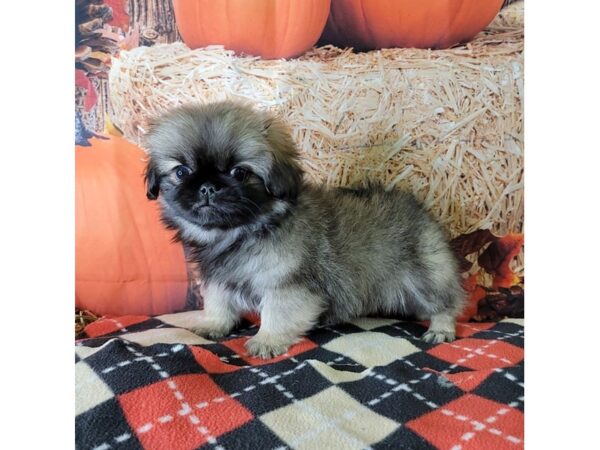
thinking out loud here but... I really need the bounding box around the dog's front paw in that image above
[421,329,456,344]
[189,321,232,340]
[245,336,290,359]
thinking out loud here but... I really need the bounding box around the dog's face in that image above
[144,102,302,230]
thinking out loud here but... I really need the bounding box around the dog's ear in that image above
[262,117,303,201]
[145,163,160,200]
[265,158,302,201]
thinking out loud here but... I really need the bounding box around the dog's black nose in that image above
[199,182,219,197]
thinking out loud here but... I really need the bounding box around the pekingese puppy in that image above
[144,101,465,358]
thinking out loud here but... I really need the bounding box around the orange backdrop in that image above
[76,136,188,316]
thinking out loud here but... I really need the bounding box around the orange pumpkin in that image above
[76,136,188,316]
[172,0,331,59]
[320,0,504,50]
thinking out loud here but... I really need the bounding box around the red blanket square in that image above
[407,393,524,449]
[427,338,524,370]
[119,373,253,450]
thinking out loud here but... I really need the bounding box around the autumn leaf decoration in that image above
[451,230,524,322]
[478,233,524,289]
[75,69,98,112]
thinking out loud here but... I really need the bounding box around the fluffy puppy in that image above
[144,101,465,358]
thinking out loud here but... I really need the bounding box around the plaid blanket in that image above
[76,312,524,450]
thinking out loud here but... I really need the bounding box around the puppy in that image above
[144,101,465,358]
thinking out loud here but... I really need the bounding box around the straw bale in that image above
[109,3,523,243]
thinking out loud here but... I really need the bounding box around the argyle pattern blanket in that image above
[75,312,524,450]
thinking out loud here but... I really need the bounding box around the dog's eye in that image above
[230,167,249,182]
[174,165,192,180]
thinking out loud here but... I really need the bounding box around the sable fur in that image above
[144,101,465,358]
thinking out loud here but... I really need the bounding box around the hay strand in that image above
[75,309,100,339]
